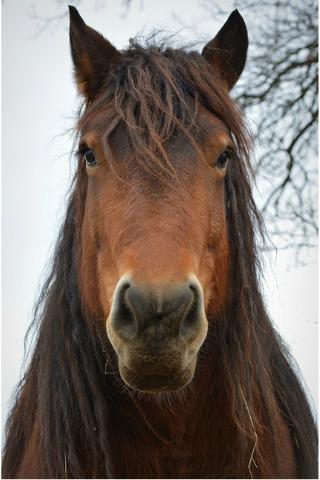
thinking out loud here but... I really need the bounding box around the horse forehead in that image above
[89,120,228,166]
[82,101,230,144]
[80,105,232,184]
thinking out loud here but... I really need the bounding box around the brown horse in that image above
[2,6,317,479]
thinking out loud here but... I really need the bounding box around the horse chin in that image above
[118,359,197,393]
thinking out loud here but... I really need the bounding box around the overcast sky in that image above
[2,0,318,433]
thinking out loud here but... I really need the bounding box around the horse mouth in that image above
[119,363,195,393]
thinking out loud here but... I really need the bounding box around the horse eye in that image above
[215,150,231,170]
[84,149,98,168]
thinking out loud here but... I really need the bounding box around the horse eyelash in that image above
[77,144,90,157]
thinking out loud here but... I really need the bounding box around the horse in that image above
[2,6,317,479]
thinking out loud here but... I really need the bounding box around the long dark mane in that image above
[3,38,317,479]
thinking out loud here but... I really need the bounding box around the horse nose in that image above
[110,279,200,340]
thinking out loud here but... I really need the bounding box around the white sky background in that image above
[2,0,318,433]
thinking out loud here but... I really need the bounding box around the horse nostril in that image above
[180,281,203,339]
[125,286,150,327]
[111,281,137,338]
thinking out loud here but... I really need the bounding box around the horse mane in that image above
[2,37,317,478]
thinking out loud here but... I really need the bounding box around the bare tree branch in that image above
[28,0,135,36]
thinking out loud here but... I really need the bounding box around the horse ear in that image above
[202,10,248,90]
[68,6,121,101]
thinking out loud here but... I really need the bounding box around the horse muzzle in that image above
[106,275,208,392]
